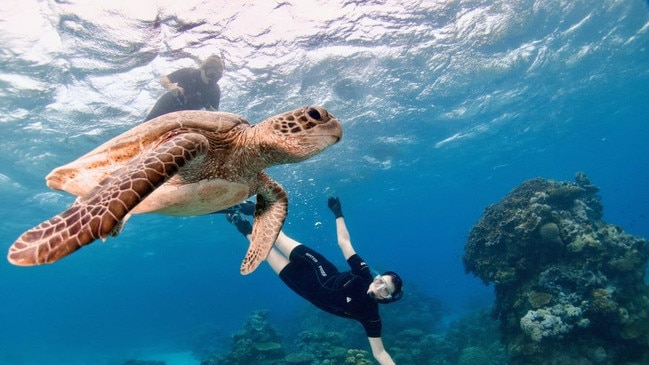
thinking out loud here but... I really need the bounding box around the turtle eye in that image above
[307,107,322,120]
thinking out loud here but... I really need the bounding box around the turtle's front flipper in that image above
[7,133,209,266]
[240,172,288,275]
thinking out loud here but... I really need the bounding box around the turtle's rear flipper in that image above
[7,133,208,266]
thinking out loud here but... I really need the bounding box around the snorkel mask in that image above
[372,271,403,304]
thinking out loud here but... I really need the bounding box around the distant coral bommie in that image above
[463,172,649,365]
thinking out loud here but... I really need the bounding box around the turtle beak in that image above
[327,118,343,144]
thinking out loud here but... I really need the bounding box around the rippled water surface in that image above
[1,1,648,364]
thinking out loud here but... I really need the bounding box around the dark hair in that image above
[378,271,403,304]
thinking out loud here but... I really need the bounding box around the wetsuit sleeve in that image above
[347,254,370,277]
[166,68,195,85]
[362,317,382,338]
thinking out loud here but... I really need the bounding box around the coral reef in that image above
[383,309,507,365]
[200,310,285,365]
[186,323,229,360]
[519,303,589,342]
[199,309,375,365]
[197,287,506,365]
[463,172,649,364]
[120,361,165,365]
[442,309,507,365]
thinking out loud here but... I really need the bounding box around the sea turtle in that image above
[8,106,342,274]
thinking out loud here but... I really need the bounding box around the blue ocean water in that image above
[1,0,648,364]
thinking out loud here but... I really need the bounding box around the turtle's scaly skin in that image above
[8,106,342,274]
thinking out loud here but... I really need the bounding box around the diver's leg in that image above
[274,231,302,257]
[225,213,293,274]
[265,247,289,274]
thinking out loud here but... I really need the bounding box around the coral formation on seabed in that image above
[463,172,649,365]
[120,361,165,365]
[199,310,285,365]
[195,288,507,365]
[520,303,589,342]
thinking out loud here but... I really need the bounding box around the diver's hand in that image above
[171,85,185,98]
[328,197,343,218]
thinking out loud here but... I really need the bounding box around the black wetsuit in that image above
[144,68,220,121]
[279,245,382,338]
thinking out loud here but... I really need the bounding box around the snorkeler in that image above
[226,197,403,365]
[144,54,224,121]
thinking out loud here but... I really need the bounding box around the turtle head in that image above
[257,106,342,164]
